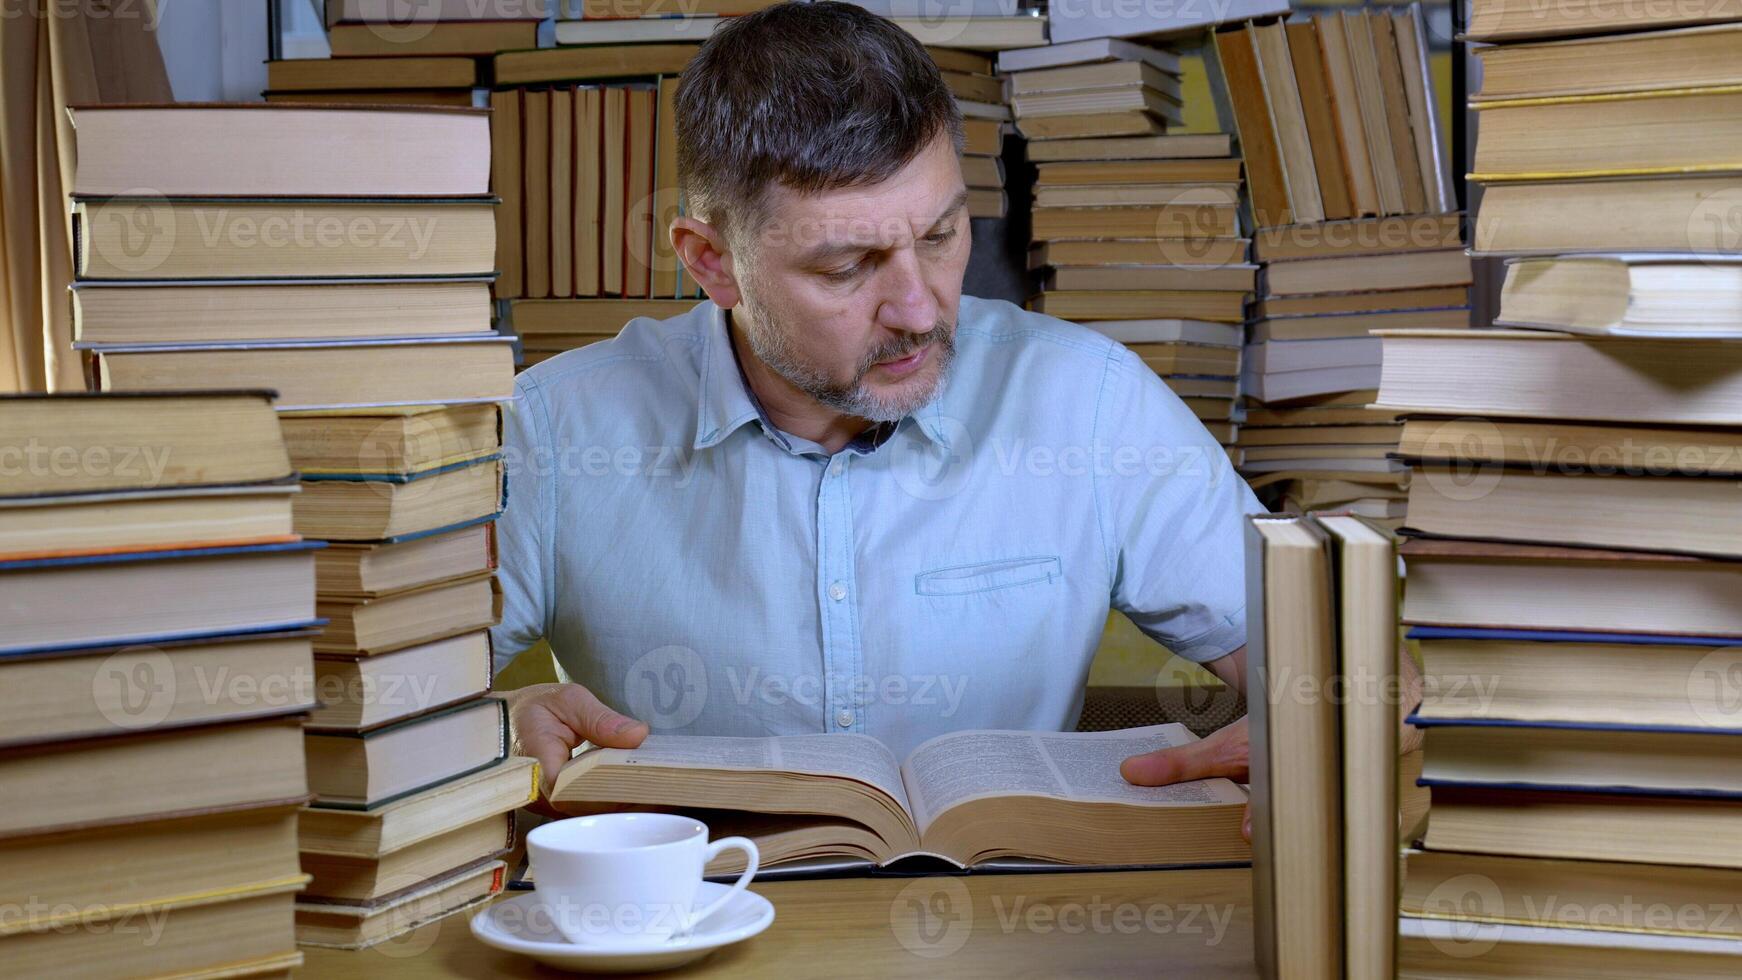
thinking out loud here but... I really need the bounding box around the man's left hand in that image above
[1120,716,1252,841]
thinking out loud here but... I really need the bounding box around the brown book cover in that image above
[489,90,523,299]
[1313,14,1379,217]
[1214,27,1292,228]
[651,76,682,299]
[521,89,551,299]
[550,87,575,299]
[1253,22,1322,224]
[1397,536,1705,564]
[576,87,603,297]
[602,88,627,296]
[1370,13,1426,215]
[1342,12,1404,215]
[1287,21,1353,220]
[625,87,656,299]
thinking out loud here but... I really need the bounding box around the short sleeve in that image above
[490,377,553,675]
[1096,346,1264,663]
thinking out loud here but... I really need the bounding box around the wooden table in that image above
[300,867,1257,978]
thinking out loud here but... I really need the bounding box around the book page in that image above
[574,734,911,814]
[902,725,1247,832]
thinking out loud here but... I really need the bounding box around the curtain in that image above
[0,0,172,393]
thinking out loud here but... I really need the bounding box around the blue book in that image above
[0,540,324,658]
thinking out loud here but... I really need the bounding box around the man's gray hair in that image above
[674,1,965,243]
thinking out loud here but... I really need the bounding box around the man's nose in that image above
[877,249,941,335]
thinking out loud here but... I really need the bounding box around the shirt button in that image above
[836,710,854,728]
[828,582,847,602]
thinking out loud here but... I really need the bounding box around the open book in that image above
[551,724,1249,870]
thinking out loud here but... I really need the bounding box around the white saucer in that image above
[470,883,775,974]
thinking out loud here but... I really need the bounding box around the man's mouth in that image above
[874,343,930,379]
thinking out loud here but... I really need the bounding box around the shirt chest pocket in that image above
[914,555,1062,596]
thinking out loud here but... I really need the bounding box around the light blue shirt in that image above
[493,296,1259,759]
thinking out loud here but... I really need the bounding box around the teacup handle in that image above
[685,836,759,934]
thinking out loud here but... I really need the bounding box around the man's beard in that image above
[739,301,955,424]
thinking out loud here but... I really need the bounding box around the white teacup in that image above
[525,813,759,948]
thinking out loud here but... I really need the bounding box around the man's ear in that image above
[670,216,741,309]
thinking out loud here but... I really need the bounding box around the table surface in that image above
[299,867,1258,979]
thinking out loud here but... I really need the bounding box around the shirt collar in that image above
[690,302,954,453]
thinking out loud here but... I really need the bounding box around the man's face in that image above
[730,134,971,423]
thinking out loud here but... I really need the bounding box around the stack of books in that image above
[287,402,529,949]
[1006,37,1252,452]
[935,46,1011,220]
[1246,512,1401,979]
[1469,19,1742,254]
[71,104,515,408]
[0,392,317,976]
[68,101,527,950]
[1210,11,1468,516]
[1007,36,1187,142]
[1379,10,1742,971]
[1378,335,1742,976]
[325,0,550,57]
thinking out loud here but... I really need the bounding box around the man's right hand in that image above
[505,682,650,807]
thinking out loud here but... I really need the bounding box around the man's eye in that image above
[923,229,955,246]
[822,262,863,281]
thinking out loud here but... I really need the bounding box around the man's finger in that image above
[540,684,650,750]
[1120,738,1231,787]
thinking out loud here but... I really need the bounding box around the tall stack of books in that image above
[1006,37,1251,454]
[68,101,530,950]
[71,105,513,407]
[1211,10,1468,517]
[0,392,317,976]
[1381,11,1742,975]
[934,45,1011,220]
